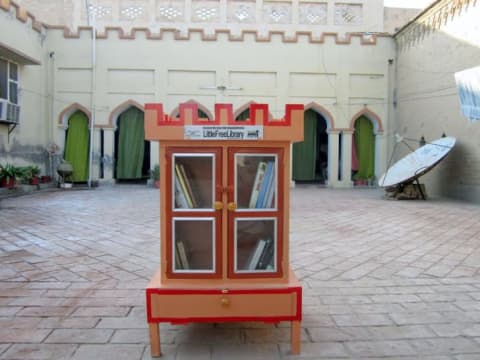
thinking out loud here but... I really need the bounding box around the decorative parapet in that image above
[144,103,304,142]
[0,0,44,33]
[0,1,388,45]
[395,0,478,51]
[43,25,386,44]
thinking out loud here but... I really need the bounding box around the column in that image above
[52,125,67,180]
[326,129,340,188]
[91,127,101,181]
[375,132,387,183]
[101,127,115,183]
[150,141,160,169]
[339,129,353,188]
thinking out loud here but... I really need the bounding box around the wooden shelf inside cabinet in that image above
[144,102,304,357]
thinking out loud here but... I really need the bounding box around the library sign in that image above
[184,125,264,141]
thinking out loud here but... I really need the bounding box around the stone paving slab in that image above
[1,185,480,359]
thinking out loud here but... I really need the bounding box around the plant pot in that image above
[41,175,52,183]
[354,179,367,186]
[1,177,15,189]
[30,177,40,185]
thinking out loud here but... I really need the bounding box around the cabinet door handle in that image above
[214,201,223,210]
[220,297,230,306]
[227,202,237,211]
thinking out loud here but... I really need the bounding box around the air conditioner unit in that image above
[0,99,7,121]
[7,102,20,124]
[0,99,20,124]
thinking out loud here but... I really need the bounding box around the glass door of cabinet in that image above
[166,147,222,278]
[227,148,284,278]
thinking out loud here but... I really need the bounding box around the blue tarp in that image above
[455,66,480,123]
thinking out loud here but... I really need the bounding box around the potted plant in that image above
[151,164,160,188]
[23,165,41,185]
[0,163,21,188]
[41,175,52,183]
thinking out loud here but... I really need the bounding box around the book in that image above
[178,163,198,208]
[247,238,267,270]
[174,176,189,208]
[256,161,274,208]
[176,240,189,270]
[248,161,268,208]
[175,164,193,208]
[264,164,276,208]
[174,245,182,269]
[256,238,275,270]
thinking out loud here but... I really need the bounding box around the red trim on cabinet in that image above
[180,103,197,124]
[215,104,232,125]
[250,104,268,125]
[146,286,302,323]
[164,147,223,279]
[226,147,284,279]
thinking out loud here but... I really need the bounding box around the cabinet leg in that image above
[291,320,301,354]
[149,323,161,357]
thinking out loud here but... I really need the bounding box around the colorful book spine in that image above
[247,239,267,270]
[255,239,274,270]
[248,161,267,208]
[264,163,276,208]
[174,176,189,208]
[176,240,190,270]
[178,163,198,208]
[175,164,193,208]
[256,161,273,208]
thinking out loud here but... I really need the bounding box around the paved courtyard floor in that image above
[1,185,480,359]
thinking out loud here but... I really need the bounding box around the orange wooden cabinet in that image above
[144,102,304,356]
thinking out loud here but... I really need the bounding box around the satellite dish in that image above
[379,136,456,188]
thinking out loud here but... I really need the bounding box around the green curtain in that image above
[116,107,145,179]
[64,111,89,182]
[292,110,317,181]
[353,116,375,180]
[236,109,250,121]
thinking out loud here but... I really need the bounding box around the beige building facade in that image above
[1,0,393,189]
[2,0,478,201]
[12,0,384,36]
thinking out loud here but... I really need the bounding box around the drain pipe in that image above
[86,0,96,188]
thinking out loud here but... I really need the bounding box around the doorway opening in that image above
[114,106,150,183]
[64,110,90,183]
[292,110,328,184]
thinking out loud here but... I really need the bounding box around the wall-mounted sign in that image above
[184,125,264,140]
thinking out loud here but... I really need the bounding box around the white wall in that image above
[395,3,480,201]
[0,4,49,171]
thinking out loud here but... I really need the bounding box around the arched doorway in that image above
[64,111,90,182]
[114,106,150,181]
[235,108,250,121]
[352,115,375,184]
[292,110,328,184]
[172,108,210,119]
